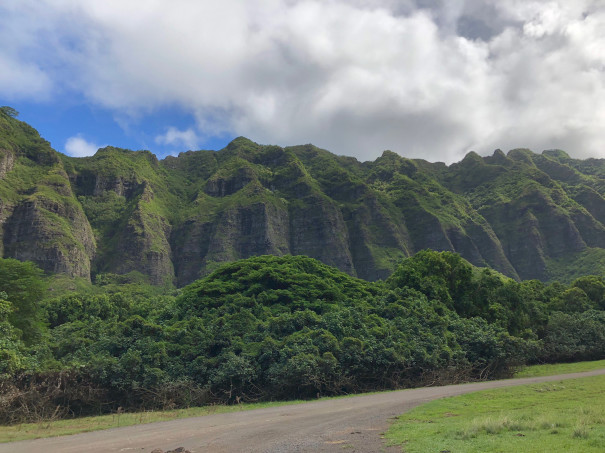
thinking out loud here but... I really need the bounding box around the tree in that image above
[0,106,18,118]
[0,291,27,374]
[572,276,605,309]
[0,258,46,344]
[387,250,475,314]
[551,287,592,313]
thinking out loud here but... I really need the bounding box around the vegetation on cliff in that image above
[2,109,605,285]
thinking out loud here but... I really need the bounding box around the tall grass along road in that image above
[3,369,605,453]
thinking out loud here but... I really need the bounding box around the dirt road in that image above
[4,369,605,453]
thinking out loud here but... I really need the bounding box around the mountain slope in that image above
[0,109,95,279]
[1,109,605,285]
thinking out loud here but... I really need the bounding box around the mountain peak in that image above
[460,151,482,164]
[542,149,571,160]
[1,114,602,286]
[226,136,257,150]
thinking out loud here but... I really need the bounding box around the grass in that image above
[0,400,308,443]
[386,375,605,452]
[3,359,604,444]
[514,359,605,378]
[546,248,605,283]
[1,387,398,444]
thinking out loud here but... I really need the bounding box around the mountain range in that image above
[1,106,605,286]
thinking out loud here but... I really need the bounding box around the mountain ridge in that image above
[2,108,605,286]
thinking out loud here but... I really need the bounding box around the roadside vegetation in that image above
[2,251,605,426]
[514,359,605,378]
[2,359,604,443]
[386,374,605,452]
[0,399,306,443]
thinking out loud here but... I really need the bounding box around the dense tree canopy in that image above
[1,252,605,423]
[0,258,46,344]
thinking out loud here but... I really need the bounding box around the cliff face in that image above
[441,149,605,281]
[2,110,605,285]
[0,112,95,279]
[3,181,95,278]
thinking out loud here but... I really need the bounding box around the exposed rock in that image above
[404,205,454,253]
[345,195,411,281]
[289,194,356,277]
[572,187,605,226]
[0,149,15,179]
[4,111,605,284]
[94,175,141,198]
[173,201,290,285]
[204,166,256,197]
[106,200,174,285]
[3,195,95,279]
[462,221,519,279]
[171,220,215,285]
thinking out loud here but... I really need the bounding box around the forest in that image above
[2,251,605,424]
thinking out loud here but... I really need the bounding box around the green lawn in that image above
[514,359,605,378]
[386,375,605,452]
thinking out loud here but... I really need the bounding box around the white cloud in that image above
[64,135,99,157]
[2,0,604,162]
[155,127,200,150]
[0,53,52,100]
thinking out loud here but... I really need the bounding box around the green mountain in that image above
[2,107,605,285]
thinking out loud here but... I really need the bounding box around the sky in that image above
[0,0,603,163]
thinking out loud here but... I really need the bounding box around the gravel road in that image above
[4,369,605,453]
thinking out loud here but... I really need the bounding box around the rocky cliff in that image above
[0,110,95,279]
[2,109,605,285]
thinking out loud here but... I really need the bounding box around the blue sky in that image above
[1,1,603,163]
[4,99,234,158]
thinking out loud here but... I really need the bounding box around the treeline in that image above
[2,252,605,423]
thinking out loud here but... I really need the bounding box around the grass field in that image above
[2,359,605,444]
[386,374,605,452]
[514,359,605,378]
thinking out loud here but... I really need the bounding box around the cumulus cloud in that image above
[1,0,604,162]
[0,53,52,100]
[64,135,99,157]
[155,127,200,150]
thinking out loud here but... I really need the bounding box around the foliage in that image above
[1,251,605,423]
[540,310,605,362]
[3,110,605,286]
[0,258,46,344]
[3,108,605,426]
[387,250,548,337]
[0,106,18,118]
[0,291,28,375]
